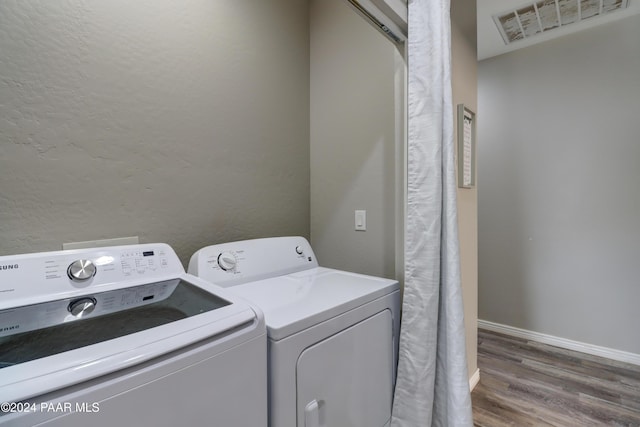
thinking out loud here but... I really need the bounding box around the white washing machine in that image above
[0,243,267,427]
[188,236,400,427]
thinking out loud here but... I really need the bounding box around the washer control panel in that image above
[188,236,318,287]
[0,243,183,311]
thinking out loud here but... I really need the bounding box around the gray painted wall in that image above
[478,14,640,354]
[0,0,310,265]
[452,0,478,381]
[310,0,398,279]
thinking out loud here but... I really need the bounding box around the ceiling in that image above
[478,0,640,60]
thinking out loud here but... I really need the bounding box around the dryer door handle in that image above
[304,399,320,427]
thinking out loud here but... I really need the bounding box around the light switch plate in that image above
[355,210,366,231]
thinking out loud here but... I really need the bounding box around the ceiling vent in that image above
[494,0,628,44]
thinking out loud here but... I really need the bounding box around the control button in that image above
[67,259,97,282]
[68,297,97,317]
[217,252,237,271]
[295,246,304,255]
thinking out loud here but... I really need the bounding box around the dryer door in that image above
[296,309,393,427]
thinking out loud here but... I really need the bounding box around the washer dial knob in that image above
[67,259,97,282]
[68,297,97,317]
[295,246,304,255]
[217,252,237,271]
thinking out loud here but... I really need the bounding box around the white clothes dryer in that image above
[0,243,267,427]
[188,236,400,427]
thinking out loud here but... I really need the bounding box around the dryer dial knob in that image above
[295,246,304,255]
[68,297,97,317]
[67,259,97,282]
[217,252,237,271]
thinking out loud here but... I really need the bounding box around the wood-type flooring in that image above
[472,329,640,426]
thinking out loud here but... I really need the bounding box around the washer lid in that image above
[230,267,399,340]
[0,275,261,403]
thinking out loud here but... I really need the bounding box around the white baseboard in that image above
[469,368,480,391]
[478,319,640,367]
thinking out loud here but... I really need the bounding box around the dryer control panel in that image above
[188,236,319,287]
[0,243,183,310]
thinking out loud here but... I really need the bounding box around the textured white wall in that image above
[0,0,310,265]
[309,0,398,279]
[478,14,640,353]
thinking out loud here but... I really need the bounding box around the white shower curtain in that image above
[391,0,473,426]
